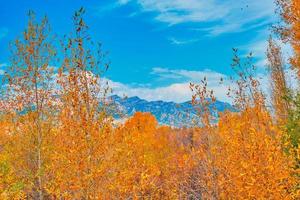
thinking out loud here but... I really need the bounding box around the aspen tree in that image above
[4,11,56,199]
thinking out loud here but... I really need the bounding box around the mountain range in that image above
[109,95,236,127]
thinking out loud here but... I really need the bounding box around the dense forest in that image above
[0,0,300,199]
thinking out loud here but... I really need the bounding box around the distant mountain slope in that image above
[110,95,236,126]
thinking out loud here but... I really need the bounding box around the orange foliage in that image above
[214,107,296,199]
[105,112,179,199]
[277,0,300,76]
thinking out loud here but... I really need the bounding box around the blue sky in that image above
[0,0,282,102]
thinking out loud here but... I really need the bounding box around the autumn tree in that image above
[186,48,299,199]
[229,49,265,110]
[277,0,300,76]
[47,8,112,199]
[267,36,290,124]
[185,78,219,199]
[1,11,56,199]
[276,1,300,189]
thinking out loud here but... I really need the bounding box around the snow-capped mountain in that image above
[109,95,236,127]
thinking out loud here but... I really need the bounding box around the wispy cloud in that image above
[0,63,7,68]
[168,37,199,45]
[0,28,8,40]
[151,67,226,82]
[0,63,7,75]
[119,0,229,25]
[117,0,131,5]
[118,0,276,36]
[202,19,272,37]
[240,31,294,69]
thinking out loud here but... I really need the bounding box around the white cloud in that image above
[106,67,231,103]
[127,64,297,105]
[118,0,276,35]
[108,79,193,102]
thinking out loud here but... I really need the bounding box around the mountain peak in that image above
[127,96,141,101]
